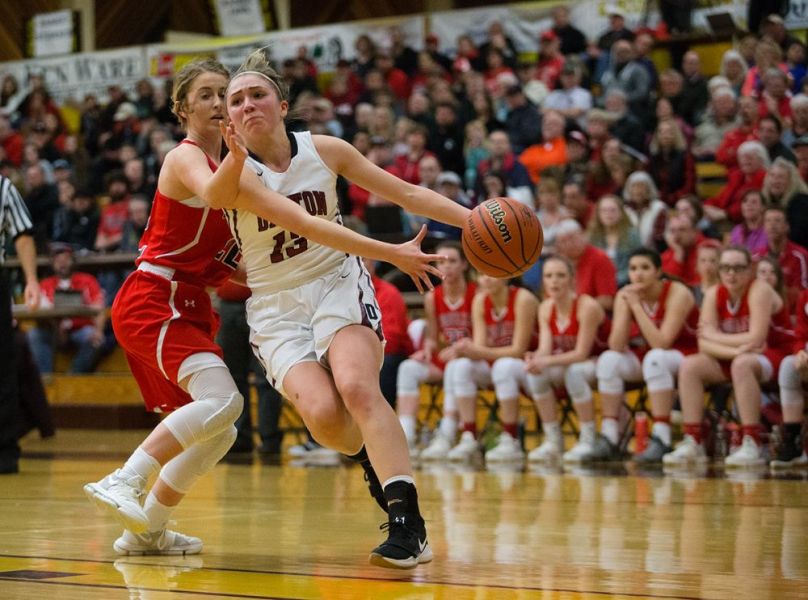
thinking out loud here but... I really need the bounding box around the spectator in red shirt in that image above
[661,212,707,286]
[536,30,565,89]
[375,50,412,101]
[705,140,768,224]
[757,206,808,307]
[364,257,414,408]
[393,124,434,185]
[716,95,760,169]
[26,244,107,374]
[95,170,130,252]
[758,67,793,123]
[555,219,618,311]
[0,115,22,167]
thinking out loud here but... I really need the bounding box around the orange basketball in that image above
[461,197,543,277]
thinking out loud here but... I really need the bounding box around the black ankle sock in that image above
[383,480,421,517]
[784,422,803,441]
[345,445,369,464]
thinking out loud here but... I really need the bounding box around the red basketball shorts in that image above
[112,269,223,413]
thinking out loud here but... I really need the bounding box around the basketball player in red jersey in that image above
[665,246,787,468]
[524,255,606,464]
[597,248,699,463]
[84,59,447,556]
[446,275,538,462]
[776,285,808,469]
[395,241,476,460]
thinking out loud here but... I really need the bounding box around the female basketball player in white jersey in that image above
[84,58,452,559]
[221,51,470,569]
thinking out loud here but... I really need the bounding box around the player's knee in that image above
[779,356,801,390]
[643,349,674,392]
[596,351,624,394]
[730,353,758,380]
[526,372,551,398]
[201,391,244,439]
[491,358,522,399]
[565,364,593,403]
[396,359,426,397]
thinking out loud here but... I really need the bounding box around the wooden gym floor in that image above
[0,430,806,599]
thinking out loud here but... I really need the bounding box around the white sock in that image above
[119,447,161,482]
[383,475,415,489]
[439,416,458,440]
[543,421,561,442]
[601,418,619,446]
[144,491,175,533]
[399,415,417,443]
[652,421,672,446]
[580,421,596,439]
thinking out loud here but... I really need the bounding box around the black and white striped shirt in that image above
[0,175,33,265]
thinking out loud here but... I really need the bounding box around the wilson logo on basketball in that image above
[484,199,513,243]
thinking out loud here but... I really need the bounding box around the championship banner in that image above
[2,46,147,104]
[212,0,267,37]
[29,9,77,58]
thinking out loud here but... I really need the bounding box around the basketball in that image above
[461,197,543,277]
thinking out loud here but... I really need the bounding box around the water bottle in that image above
[634,412,649,454]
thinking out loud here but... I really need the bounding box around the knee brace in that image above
[163,367,244,449]
[526,372,552,398]
[596,351,626,395]
[450,358,480,397]
[779,356,806,408]
[160,426,237,495]
[643,349,678,393]
[565,362,594,404]
[396,358,429,397]
[491,357,524,400]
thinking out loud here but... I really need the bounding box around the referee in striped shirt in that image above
[0,175,40,474]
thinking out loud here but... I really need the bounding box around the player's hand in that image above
[24,280,40,309]
[392,225,446,294]
[453,337,481,359]
[220,121,248,162]
[438,345,458,362]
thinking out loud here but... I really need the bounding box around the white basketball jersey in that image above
[227,131,345,294]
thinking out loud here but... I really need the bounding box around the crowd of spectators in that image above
[2,6,808,467]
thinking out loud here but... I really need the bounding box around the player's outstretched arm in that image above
[223,171,446,293]
[313,135,471,228]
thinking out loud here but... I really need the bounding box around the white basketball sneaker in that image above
[114,528,203,556]
[447,431,481,461]
[528,435,564,463]
[662,434,708,467]
[485,433,525,462]
[725,435,766,468]
[84,469,149,533]
[419,433,452,461]
[563,428,597,463]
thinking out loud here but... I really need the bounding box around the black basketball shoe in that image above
[369,512,432,569]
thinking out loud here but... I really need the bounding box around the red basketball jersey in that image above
[136,140,238,288]
[549,296,609,356]
[484,286,519,348]
[434,281,476,346]
[794,289,808,352]
[628,280,699,359]
[716,283,750,334]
